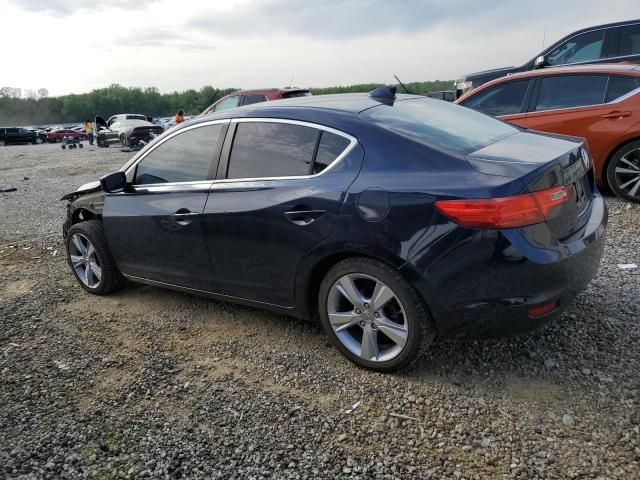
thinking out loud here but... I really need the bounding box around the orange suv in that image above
[457,64,640,202]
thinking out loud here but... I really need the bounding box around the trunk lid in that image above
[465,130,594,239]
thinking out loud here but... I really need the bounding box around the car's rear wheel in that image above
[0,140,6,147]
[607,141,640,203]
[318,257,434,372]
[35,137,44,144]
[65,220,123,295]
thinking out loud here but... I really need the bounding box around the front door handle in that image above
[601,111,632,119]
[284,209,326,226]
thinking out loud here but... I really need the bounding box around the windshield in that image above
[126,115,147,121]
[362,97,518,155]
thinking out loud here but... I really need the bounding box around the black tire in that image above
[61,145,66,150]
[65,220,124,295]
[318,257,434,372]
[607,140,640,203]
[120,134,129,147]
[79,143,83,148]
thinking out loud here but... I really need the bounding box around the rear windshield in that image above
[362,97,517,155]
[126,115,147,121]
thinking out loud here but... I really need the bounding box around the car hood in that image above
[457,66,518,84]
[60,180,101,201]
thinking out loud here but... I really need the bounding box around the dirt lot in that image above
[1,143,639,479]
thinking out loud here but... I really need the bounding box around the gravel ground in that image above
[0,143,639,479]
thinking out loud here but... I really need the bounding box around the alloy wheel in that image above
[614,147,640,200]
[327,273,408,362]
[68,233,102,289]
[0,140,5,146]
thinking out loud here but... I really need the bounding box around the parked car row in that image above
[455,19,640,98]
[456,64,640,202]
[0,127,46,146]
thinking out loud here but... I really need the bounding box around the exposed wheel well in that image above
[601,137,640,190]
[71,208,99,224]
[304,252,401,321]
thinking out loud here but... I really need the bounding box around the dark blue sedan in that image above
[61,89,607,372]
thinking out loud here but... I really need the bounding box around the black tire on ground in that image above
[61,144,66,150]
[79,143,83,148]
[65,220,124,295]
[318,257,435,372]
[120,135,129,147]
[607,140,640,203]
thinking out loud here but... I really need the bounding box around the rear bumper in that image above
[401,192,607,339]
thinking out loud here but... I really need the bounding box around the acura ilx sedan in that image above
[61,88,607,372]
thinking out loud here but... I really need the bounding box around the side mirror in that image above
[534,55,547,69]
[100,171,127,193]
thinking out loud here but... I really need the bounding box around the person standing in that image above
[174,110,185,125]
[84,119,94,145]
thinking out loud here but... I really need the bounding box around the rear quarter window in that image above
[363,98,517,155]
[605,75,640,102]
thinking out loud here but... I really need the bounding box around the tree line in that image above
[0,80,453,127]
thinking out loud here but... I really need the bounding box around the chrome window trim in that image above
[215,117,358,184]
[125,119,231,187]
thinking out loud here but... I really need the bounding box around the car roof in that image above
[458,63,640,101]
[510,63,640,80]
[230,87,310,95]
[219,93,420,114]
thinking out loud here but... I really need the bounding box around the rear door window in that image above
[134,124,224,185]
[605,76,640,102]
[462,80,530,116]
[619,24,640,56]
[227,122,318,179]
[535,75,608,111]
[547,29,605,65]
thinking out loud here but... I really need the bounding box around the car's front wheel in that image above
[318,257,434,372]
[65,220,123,295]
[34,137,44,144]
[120,134,129,147]
[607,140,640,203]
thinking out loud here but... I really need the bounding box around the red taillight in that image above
[435,186,570,229]
[528,301,559,318]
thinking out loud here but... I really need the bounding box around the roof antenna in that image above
[394,75,413,94]
[288,74,295,88]
[542,29,546,50]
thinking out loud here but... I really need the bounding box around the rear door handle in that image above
[170,209,200,225]
[284,209,326,226]
[601,111,632,119]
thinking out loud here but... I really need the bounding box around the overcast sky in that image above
[1,0,638,96]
